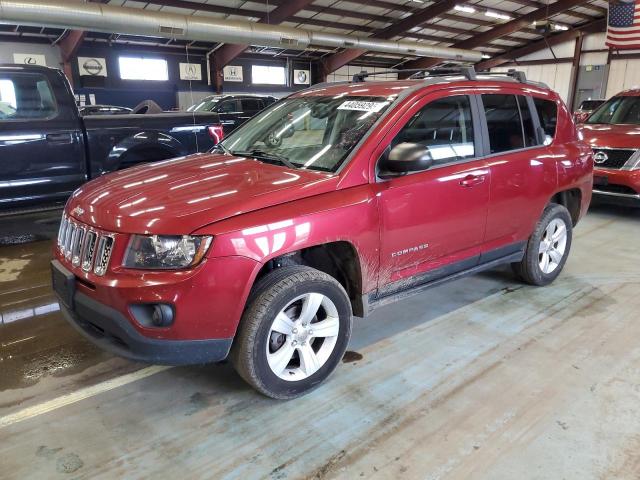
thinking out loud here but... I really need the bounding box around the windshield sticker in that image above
[337,101,388,112]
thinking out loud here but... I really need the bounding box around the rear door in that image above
[374,91,490,293]
[0,69,86,210]
[478,92,557,254]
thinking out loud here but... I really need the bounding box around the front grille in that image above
[94,236,114,276]
[592,148,636,169]
[57,215,115,276]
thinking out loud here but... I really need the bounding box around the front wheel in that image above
[512,203,573,286]
[230,266,352,399]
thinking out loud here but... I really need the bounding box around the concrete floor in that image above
[1,205,640,479]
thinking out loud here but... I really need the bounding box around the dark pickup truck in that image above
[0,64,223,214]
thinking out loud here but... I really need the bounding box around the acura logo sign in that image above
[593,151,608,164]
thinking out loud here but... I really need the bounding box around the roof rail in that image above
[351,66,533,84]
[476,68,528,83]
[352,66,478,82]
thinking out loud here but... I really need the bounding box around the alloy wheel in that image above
[538,218,568,274]
[266,293,340,381]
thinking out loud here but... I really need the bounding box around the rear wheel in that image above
[231,266,352,399]
[512,203,572,286]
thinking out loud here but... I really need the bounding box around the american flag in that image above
[607,0,640,49]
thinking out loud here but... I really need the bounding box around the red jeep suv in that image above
[52,68,593,398]
[579,90,640,206]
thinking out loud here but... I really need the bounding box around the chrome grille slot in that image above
[72,227,86,267]
[94,236,114,276]
[57,215,68,247]
[65,222,77,259]
[82,231,98,272]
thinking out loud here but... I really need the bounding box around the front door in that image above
[0,69,85,210]
[375,93,490,293]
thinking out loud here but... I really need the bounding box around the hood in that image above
[579,123,640,149]
[66,153,337,234]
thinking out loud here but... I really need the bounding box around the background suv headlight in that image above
[124,235,212,269]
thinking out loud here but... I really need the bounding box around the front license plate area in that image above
[593,175,608,187]
[51,260,76,309]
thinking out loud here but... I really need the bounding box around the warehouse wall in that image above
[0,40,62,67]
[326,65,398,83]
[491,33,640,105]
[606,59,640,97]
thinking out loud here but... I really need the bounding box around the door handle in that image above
[46,133,73,144]
[459,174,486,188]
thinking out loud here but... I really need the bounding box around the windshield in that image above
[187,97,221,112]
[219,95,393,172]
[587,96,640,125]
[579,100,603,111]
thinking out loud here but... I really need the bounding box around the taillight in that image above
[208,125,224,143]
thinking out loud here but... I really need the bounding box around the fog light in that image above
[152,304,174,327]
[130,303,175,328]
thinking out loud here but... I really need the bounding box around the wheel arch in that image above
[107,132,184,170]
[252,241,366,317]
[550,188,582,226]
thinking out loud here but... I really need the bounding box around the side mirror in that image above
[380,142,433,177]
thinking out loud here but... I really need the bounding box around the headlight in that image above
[124,235,212,269]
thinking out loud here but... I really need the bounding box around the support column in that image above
[567,34,584,111]
[57,30,85,88]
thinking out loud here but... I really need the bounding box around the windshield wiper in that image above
[211,143,231,155]
[232,149,297,169]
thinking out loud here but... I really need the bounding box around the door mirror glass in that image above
[381,142,433,176]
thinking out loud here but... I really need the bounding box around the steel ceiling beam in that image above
[141,0,521,50]
[476,18,606,70]
[404,0,594,70]
[211,0,315,69]
[320,0,460,78]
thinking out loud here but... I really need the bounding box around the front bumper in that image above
[593,168,640,207]
[52,260,233,365]
[592,189,640,207]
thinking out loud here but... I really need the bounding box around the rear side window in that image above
[482,94,527,154]
[217,100,237,113]
[0,73,57,120]
[517,96,538,147]
[533,98,558,141]
[392,95,475,167]
[242,99,263,111]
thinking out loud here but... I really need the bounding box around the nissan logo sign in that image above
[83,58,103,76]
[593,151,608,164]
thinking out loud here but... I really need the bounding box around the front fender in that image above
[193,186,381,294]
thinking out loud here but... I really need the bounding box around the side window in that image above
[391,95,475,167]
[517,96,539,147]
[533,98,558,143]
[482,94,526,154]
[242,99,262,111]
[0,73,57,120]
[217,100,237,113]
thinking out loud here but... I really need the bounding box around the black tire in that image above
[512,203,573,286]
[230,265,352,399]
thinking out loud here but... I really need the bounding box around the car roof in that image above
[201,94,274,100]
[618,89,640,97]
[292,75,552,98]
[0,63,58,73]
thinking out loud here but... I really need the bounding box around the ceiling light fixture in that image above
[485,10,512,20]
[481,53,491,59]
[553,23,569,31]
[454,5,476,13]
